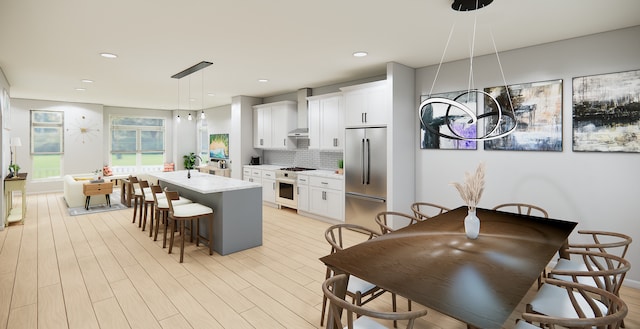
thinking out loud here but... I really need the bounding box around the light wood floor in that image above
[0,192,637,329]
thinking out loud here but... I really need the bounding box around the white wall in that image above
[11,99,104,193]
[231,96,261,179]
[387,62,416,213]
[414,26,640,284]
[0,69,9,230]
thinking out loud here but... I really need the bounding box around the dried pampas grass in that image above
[451,162,485,211]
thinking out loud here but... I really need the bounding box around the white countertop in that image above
[243,165,344,180]
[243,164,282,171]
[150,170,261,194]
[300,170,344,179]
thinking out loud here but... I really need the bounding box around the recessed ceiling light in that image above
[81,79,93,83]
[207,93,215,97]
[353,51,368,57]
[100,52,118,59]
[75,87,86,91]
[258,79,269,83]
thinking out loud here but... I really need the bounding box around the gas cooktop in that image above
[279,167,316,172]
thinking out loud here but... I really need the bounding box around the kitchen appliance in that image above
[276,167,315,209]
[345,127,387,232]
[250,156,260,165]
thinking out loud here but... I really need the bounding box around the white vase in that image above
[464,208,480,239]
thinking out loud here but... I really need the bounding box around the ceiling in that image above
[1,0,639,111]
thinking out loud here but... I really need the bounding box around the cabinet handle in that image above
[284,139,287,146]
[361,112,365,123]
[333,138,338,147]
[322,191,326,200]
[260,138,264,146]
[364,112,367,123]
[297,187,299,195]
[272,182,275,190]
[321,181,328,185]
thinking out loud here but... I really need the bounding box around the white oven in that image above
[276,167,316,209]
[276,173,297,209]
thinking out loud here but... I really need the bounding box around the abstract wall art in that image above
[572,69,640,153]
[483,79,563,151]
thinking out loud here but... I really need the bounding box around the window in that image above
[31,110,64,179]
[199,119,209,161]
[110,116,165,172]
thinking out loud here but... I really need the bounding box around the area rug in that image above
[67,191,128,216]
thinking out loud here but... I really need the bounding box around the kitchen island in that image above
[150,170,262,256]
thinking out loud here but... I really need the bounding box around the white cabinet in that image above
[308,176,343,221]
[253,101,297,149]
[296,174,309,212]
[308,92,344,151]
[261,169,276,203]
[253,107,272,147]
[243,166,277,204]
[341,80,389,127]
[243,167,262,184]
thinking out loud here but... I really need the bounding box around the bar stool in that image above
[129,176,144,225]
[140,181,162,234]
[150,185,191,245]
[165,190,214,263]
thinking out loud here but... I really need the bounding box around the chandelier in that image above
[418,0,517,142]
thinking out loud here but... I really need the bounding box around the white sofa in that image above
[63,173,160,208]
[63,174,111,208]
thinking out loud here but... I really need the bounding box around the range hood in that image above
[287,88,311,138]
[288,127,309,138]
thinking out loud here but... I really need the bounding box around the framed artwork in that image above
[2,88,10,130]
[572,69,640,152]
[419,90,477,150]
[483,79,563,151]
[209,133,229,160]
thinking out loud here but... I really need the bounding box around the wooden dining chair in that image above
[375,211,420,235]
[552,230,632,284]
[165,190,214,263]
[565,230,632,258]
[410,202,450,221]
[517,278,627,329]
[322,274,429,329]
[321,223,395,327]
[492,203,549,218]
[552,231,632,327]
[547,249,630,295]
[528,250,630,326]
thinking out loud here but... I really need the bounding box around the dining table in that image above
[320,206,577,329]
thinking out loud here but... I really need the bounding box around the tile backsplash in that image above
[263,139,343,170]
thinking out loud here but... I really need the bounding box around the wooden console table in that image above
[82,181,114,210]
[197,165,231,177]
[4,173,27,226]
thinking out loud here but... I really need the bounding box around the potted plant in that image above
[183,152,202,170]
[9,163,20,176]
[8,163,20,177]
[336,159,344,174]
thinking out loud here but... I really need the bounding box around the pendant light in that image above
[200,71,206,120]
[418,0,516,141]
[171,61,213,123]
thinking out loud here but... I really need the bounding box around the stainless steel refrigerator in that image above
[344,127,387,232]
